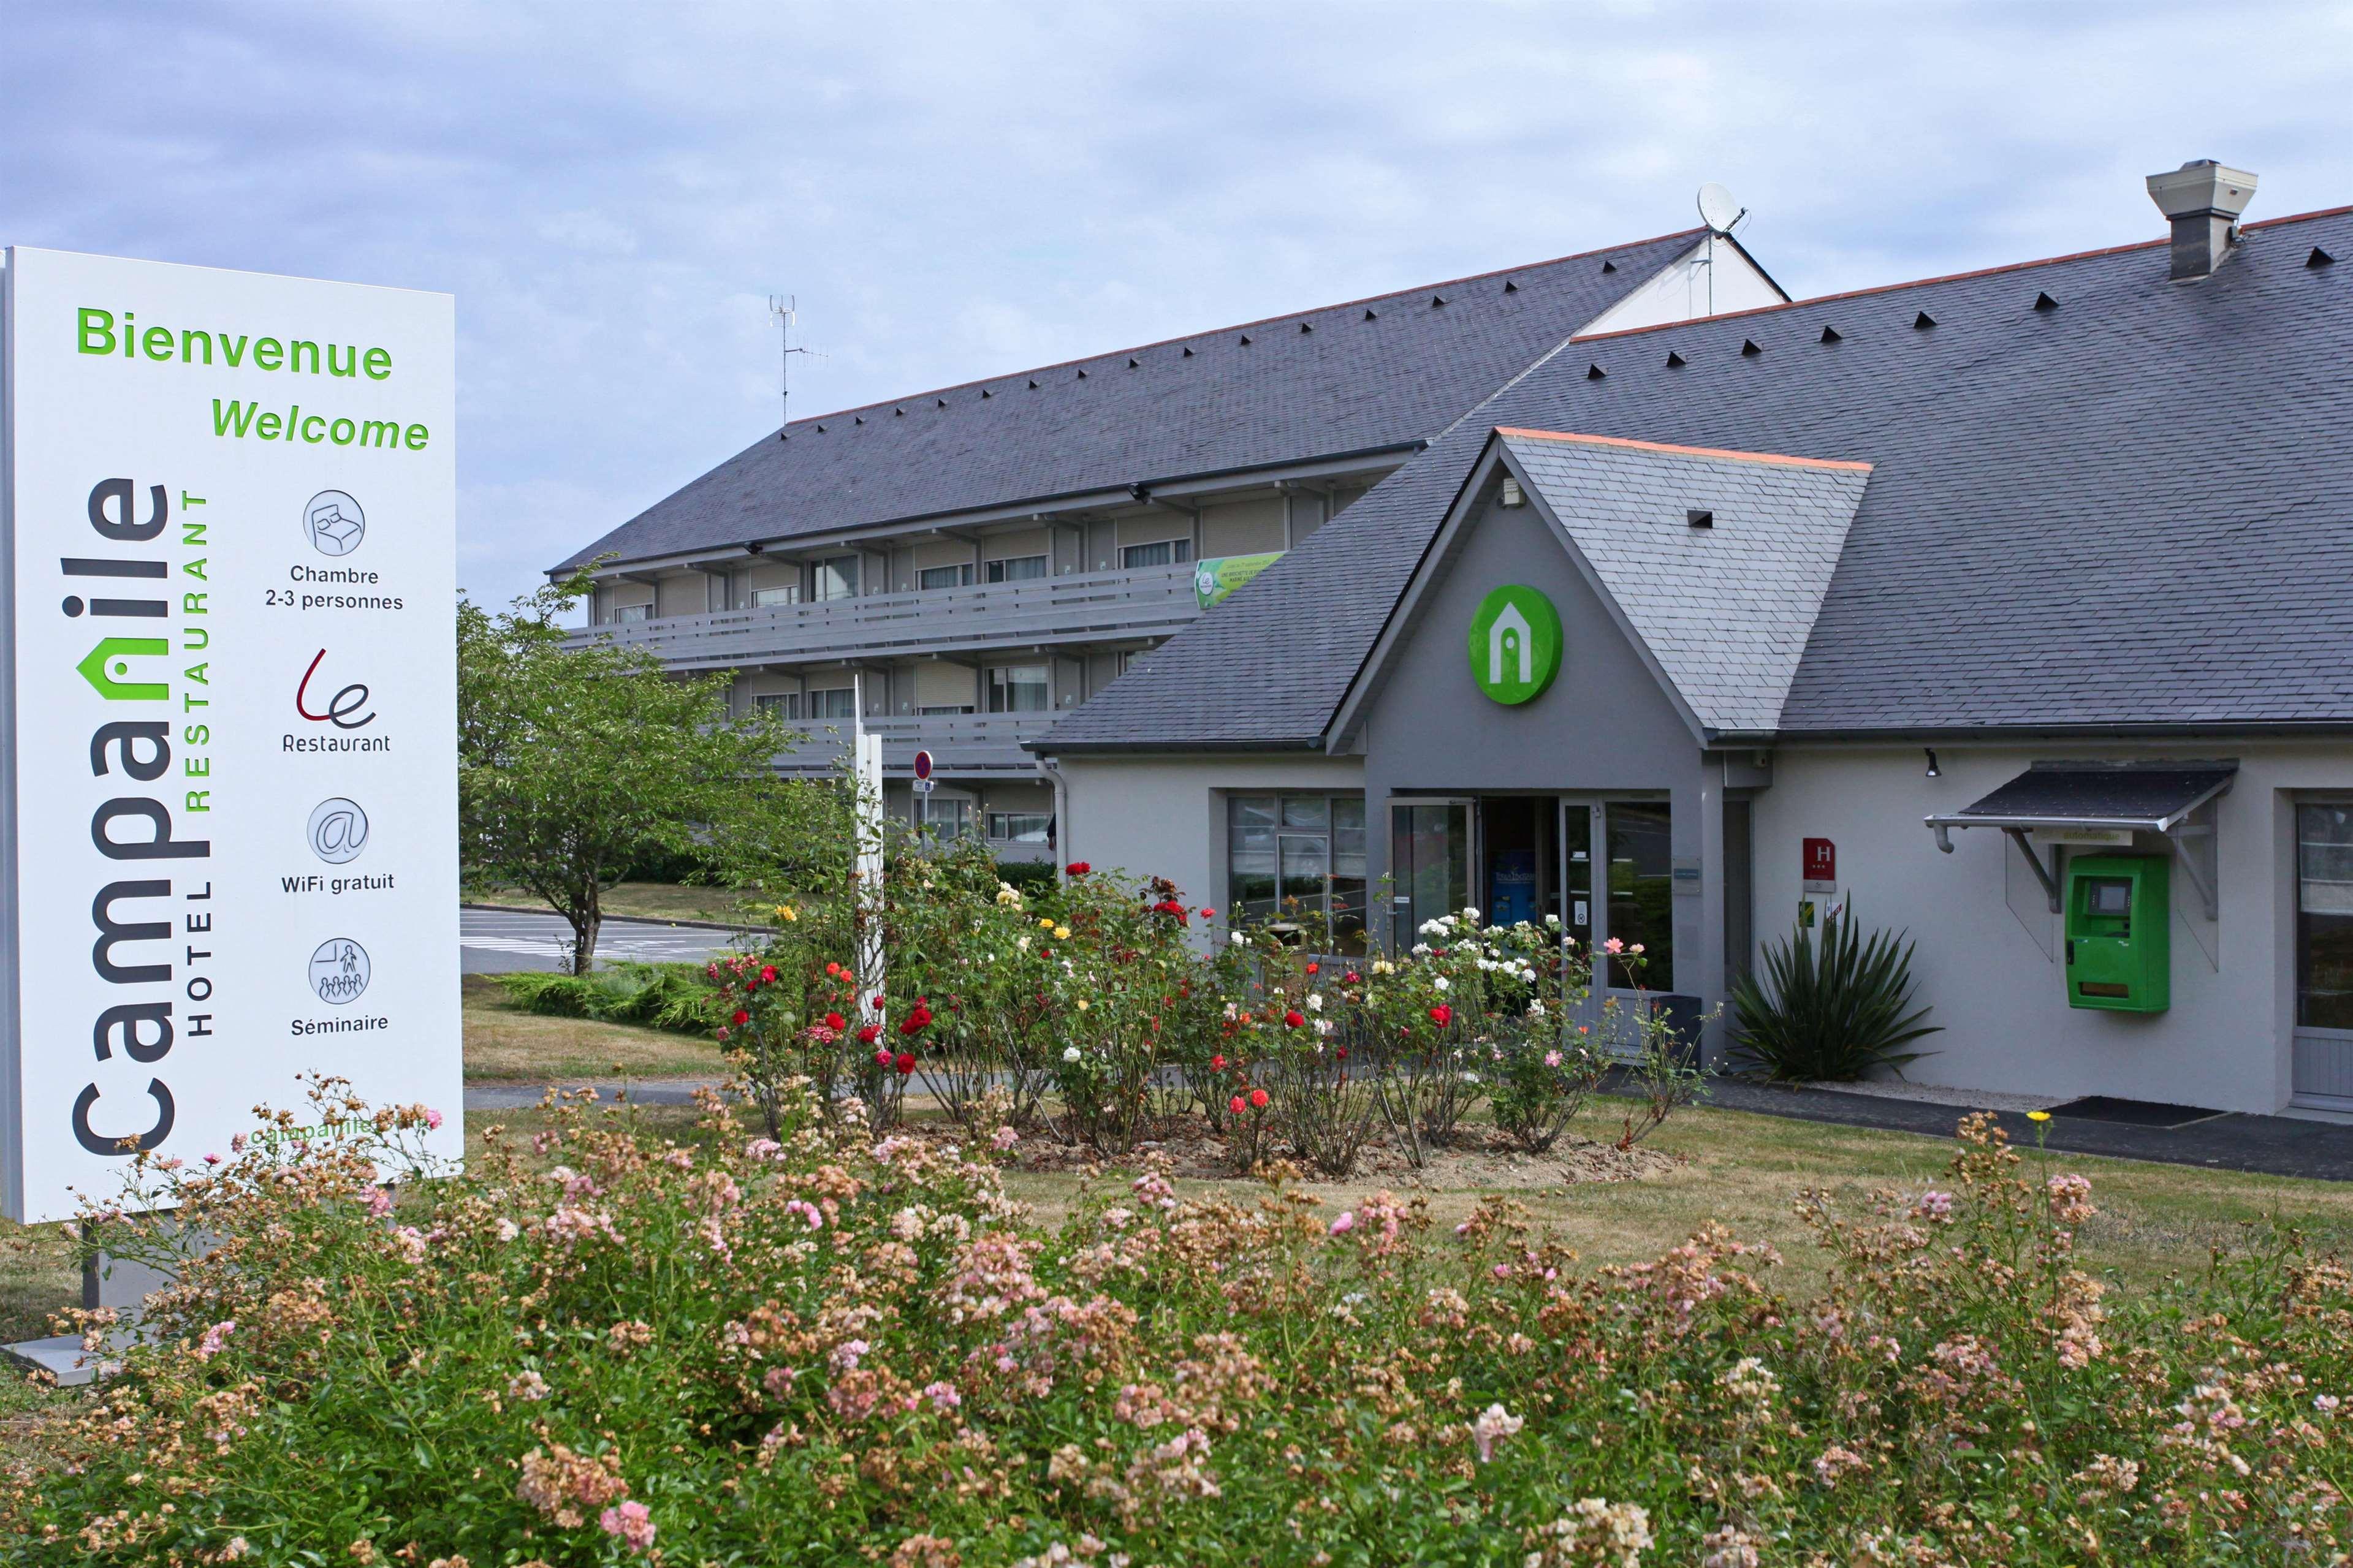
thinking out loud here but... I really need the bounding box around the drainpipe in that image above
[1035,756,1068,872]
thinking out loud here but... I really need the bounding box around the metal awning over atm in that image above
[1924,761,2235,917]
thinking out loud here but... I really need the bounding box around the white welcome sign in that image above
[0,247,462,1222]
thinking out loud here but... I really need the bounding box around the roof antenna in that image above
[1694,183,1748,316]
[768,295,820,440]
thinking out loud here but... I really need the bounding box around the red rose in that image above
[1211,1054,1226,1072]
[1336,1047,1348,1060]
[873,1048,892,1066]
[895,1053,916,1075]
[825,961,843,977]
[1306,962,1319,975]
[1199,907,1216,919]
[760,964,778,984]
[871,996,886,1010]
[858,1025,881,1045]
[731,1009,750,1026]
[1066,862,1091,876]
[1429,1004,1453,1026]
[825,1012,846,1031]
[1283,1009,1305,1029]
[1229,1095,1247,1115]
[1344,971,1361,984]
[1249,1088,1269,1110]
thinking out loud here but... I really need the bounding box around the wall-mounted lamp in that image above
[1924,748,1941,779]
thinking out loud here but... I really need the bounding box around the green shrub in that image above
[1730,906,1941,1081]
[493,960,726,1037]
[993,857,1060,896]
[9,1091,2349,1564]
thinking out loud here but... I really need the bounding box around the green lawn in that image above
[460,974,720,1082]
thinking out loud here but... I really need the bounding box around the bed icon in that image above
[304,491,367,556]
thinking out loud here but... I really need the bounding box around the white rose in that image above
[1305,993,1323,1012]
[1062,1046,1082,1063]
[1461,907,1480,922]
[1432,975,1451,992]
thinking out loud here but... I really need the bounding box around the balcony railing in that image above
[772,712,1062,775]
[572,564,1200,670]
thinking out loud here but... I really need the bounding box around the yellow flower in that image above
[1040,917,1056,930]
[1075,998,1090,1011]
[2027,1110,2051,1123]
[772,904,799,922]
[1054,926,1071,941]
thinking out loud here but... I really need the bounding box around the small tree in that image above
[457,574,814,972]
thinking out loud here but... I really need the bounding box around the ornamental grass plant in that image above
[9,1083,2351,1565]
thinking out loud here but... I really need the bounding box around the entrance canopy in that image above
[1925,761,2235,915]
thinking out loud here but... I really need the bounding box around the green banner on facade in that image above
[1193,551,1283,609]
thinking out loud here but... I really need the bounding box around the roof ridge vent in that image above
[1913,311,1937,330]
[1238,334,1252,345]
[1430,295,1446,308]
[1128,357,1140,368]
[895,406,906,416]
[978,390,990,400]
[854,415,865,423]
[1299,322,1312,333]
[1027,379,1038,389]
[2033,291,2059,311]
[936,398,948,407]
[1586,363,1606,380]
[1600,260,1617,274]
[2309,245,2336,268]
[1819,325,1842,343]
[1075,369,1087,379]
[1363,308,1378,321]
[1182,346,1195,356]
[1503,279,1519,293]
[1665,350,1687,368]
[1740,339,1762,357]
[2146,159,2259,279]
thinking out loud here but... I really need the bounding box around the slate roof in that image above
[1046,205,2353,748]
[1494,430,1869,736]
[552,229,1710,573]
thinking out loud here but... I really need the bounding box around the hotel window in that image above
[807,687,857,722]
[987,665,1049,713]
[750,584,799,608]
[608,602,651,624]
[1228,793,1367,952]
[1120,538,1194,569]
[985,554,1048,583]
[751,692,800,721]
[919,562,975,590]
[918,796,972,839]
[2299,804,2353,1029]
[988,811,1052,844]
[813,556,861,601]
[916,703,975,716]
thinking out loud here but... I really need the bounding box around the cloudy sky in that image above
[7,1,2352,612]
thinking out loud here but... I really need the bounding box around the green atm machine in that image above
[2064,854,2170,1012]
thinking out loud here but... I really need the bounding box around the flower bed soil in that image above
[999,1113,1684,1189]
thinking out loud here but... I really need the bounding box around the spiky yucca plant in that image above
[1730,906,1941,1081]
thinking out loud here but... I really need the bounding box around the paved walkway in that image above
[460,908,750,974]
[465,1077,723,1110]
[1695,1077,2353,1183]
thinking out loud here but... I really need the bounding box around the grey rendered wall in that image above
[1353,497,1720,1013]
[1754,740,2353,1115]
[1055,753,1368,916]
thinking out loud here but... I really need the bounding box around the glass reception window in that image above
[2298,803,2353,1029]
[1390,801,1469,953]
[1226,794,1367,952]
[1230,797,1279,923]
[1603,801,1673,989]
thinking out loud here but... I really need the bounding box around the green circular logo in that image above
[1467,585,1562,705]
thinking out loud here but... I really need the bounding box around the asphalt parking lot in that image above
[460,907,750,974]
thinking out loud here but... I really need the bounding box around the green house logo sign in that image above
[1467,585,1561,705]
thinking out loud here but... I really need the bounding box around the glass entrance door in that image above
[2295,803,2353,1108]
[1389,800,1470,951]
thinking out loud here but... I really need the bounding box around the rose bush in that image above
[9,1092,2351,1566]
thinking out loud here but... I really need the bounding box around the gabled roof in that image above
[1491,430,1868,736]
[552,229,1710,573]
[1047,205,2353,749]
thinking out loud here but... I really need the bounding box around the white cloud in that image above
[6,0,2352,611]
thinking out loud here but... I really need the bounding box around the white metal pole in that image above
[852,673,886,1029]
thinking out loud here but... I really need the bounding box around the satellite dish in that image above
[1697,182,1744,235]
